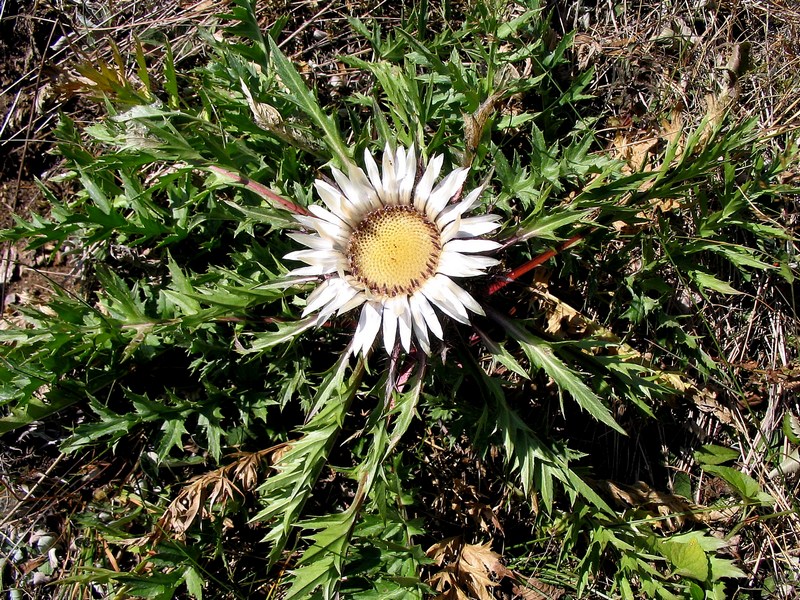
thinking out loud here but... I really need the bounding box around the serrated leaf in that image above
[494,313,624,434]
[284,510,356,600]
[283,375,404,599]
[266,36,350,166]
[0,395,79,434]
[477,330,529,380]
[783,412,800,444]
[158,419,189,461]
[689,271,741,295]
[709,557,747,581]
[220,199,296,229]
[240,316,317,352]
[475,366,613,514]
[254,355,363,566]
[166,257,201,314]
[689,241,774,271]
[517,208,594,243]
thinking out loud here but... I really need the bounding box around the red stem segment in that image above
[487,233,585,296]
[209,165,310,216]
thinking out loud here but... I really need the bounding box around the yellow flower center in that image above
[348,206,442,297]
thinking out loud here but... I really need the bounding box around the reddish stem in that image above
[208,165,310,216]
[487,233,585,295]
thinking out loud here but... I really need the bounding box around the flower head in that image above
[285,144,501,355]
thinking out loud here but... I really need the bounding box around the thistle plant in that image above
[1,1,798,599]
[285,143,501,357]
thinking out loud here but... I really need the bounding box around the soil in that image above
[0,0,70,310]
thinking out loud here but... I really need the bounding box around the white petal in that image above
[440,216,462,244]
[395,146,407,180]
[407,293,431,353]
[381,142,399,205]
[287,264,337,276]
[334,288,367,315]
[284,247,342,266]
[398,146,416,205]
[444,238,502,253]
[434,203,463,230]
[295,215,350,246]
[284,247,340,261]
[410,292,443,340]
[413,154,443,213]
[284,247,346,275]
[438,274,485,316]
[287,231,335,251]
[421,276,470,324]
[347,163,382,211]
[316,283,361,324]
[396,296,413,352]
[435,188,485,228]
[382,300,398,353]
[331,167,375,216]
[301,279,334,316]
[331,279,361,307]
[314,180,347,216]
[440,252,500,277]
[459,184,486,212]
[354,301,382,356]
[411,316,430,354]
[409,302,431,354]
[302,277,353,316]
[437,251,494,278]
[456,214,502,237]
[425,167,470,220]
[307,203,350,230]
[364,147,384,200]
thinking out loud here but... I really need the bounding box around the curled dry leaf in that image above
[146,446,282,543]
[466,500,504,536]
[449,478,504,535]
[597,479,740,529]
[427,536,511,600]
[427,536,565,600]
[511,573,565,600]
[600,480,695,531]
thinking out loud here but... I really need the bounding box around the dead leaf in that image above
[691,387,737,426]
[139,447,278,544]
[427,536,510,600]
[511,574,565,600]
[0,247,18,285]
[427,536,566,600]
[466,500,504,535]
[601,480,695,531]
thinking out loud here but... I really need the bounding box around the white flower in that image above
[285,144,502,355]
